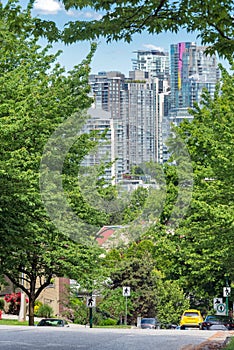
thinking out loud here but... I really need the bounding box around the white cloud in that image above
[143,44,165,52]
[34,0,62,15]
[68,10,102,20]
[33,1,103,19]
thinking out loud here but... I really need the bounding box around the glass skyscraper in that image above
[170,42,220,109]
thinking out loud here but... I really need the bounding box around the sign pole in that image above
[226,288,229,317]
[123,287,130,326]
[225,278,230,317]
[125,296,127,326]
[86,293,96,328]
[89,306,93,328]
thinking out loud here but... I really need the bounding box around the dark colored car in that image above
[141,317,160,329]
[37,318,69,327]
[200,315,234,330]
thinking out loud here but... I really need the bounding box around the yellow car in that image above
[180,309,203,329]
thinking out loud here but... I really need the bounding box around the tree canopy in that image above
[0,2,105,325]
[175,66,234,285]
[0,0,233,325]
[51,0,234,59]
[146,66,234,308]
[99,241,189,325]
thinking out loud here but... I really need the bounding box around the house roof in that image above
[96,226,124,246]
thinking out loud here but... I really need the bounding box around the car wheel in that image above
[180,326,185,330]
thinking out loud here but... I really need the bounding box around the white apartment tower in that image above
[81,107,116,184]
[131,49,170,163]
[126,73,159,166]
[132,49,170,92]
[89,71,160,182]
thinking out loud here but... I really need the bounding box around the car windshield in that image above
[206,316,231,321]
[39,319,63,326]
[141,318,155,324]
[184,312,199,317]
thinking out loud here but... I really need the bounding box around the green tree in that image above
[150,66,234,307]
[98,287,130,324]
[45,0,234,59]
[102,255,159,324]
[100,241,188,325]
[156,274,190,326]
[178,67,233,278]
[0,3,104,326]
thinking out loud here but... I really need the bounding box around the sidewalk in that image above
[182,331,234,350]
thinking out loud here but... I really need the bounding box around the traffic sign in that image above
[123,286,130,297]
[213,298,223,310]
[86,295,96,308]
[216,303,226,315]
[223,287,231,297]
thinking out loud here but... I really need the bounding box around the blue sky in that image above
[6,0,228,75]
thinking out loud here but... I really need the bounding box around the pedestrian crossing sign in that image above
[123,287,131,297]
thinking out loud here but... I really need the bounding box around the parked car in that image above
[37,318,69,327]
[200,315,234,330]
[180,309,203,329]
[140,317,160,329]
[208,325,229,331]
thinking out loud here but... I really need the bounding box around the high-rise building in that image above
[88,71,160,182]
[170,42,220,109]
[81,107,116,184]
[160,42,220,162]
[131,49,171,163]
[86,43,220,176]
[89,72,129,182]
[89,71,126,115]
[125,72,159,166]
[132,49,170,92]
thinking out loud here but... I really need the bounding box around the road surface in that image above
[0,325,227,350]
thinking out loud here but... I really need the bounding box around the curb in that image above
[181,331,234,350]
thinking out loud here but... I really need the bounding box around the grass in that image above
[0,319,30,326]
[225,337,234,350]
[0,318,131,328]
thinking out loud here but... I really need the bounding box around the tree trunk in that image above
[28,298,35,326]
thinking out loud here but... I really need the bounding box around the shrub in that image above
[4,292,29,315]
[34,300,43,316]
[36,304,54,318]
[98,318,118,326]
[62,297,88,324]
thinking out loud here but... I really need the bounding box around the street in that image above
[0,326,226,350]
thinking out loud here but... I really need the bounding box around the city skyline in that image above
[85,43,220,183]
